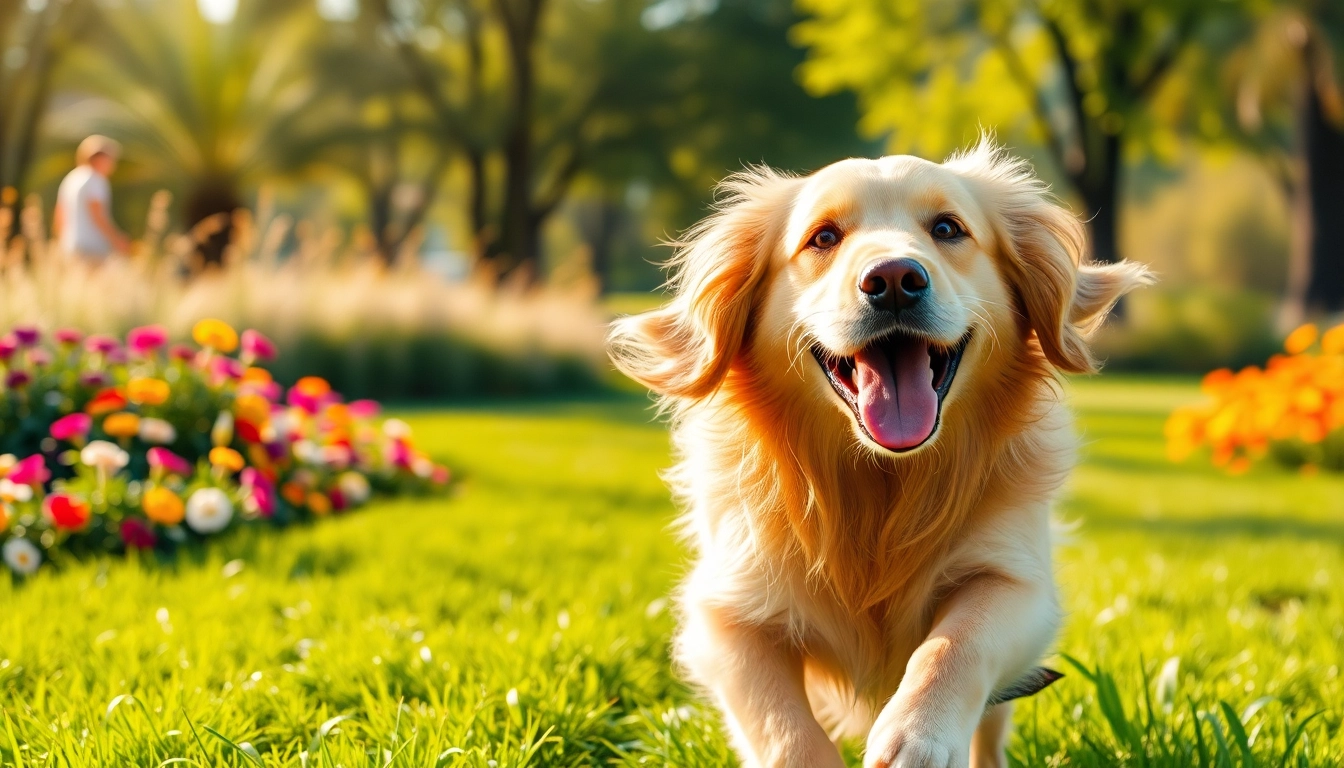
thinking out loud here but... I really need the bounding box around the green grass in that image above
[1,377,1342,766]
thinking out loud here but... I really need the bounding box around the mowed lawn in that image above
[1,377,1342,767]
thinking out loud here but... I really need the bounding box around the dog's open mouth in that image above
[811,330,971,452]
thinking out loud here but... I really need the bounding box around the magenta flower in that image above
[127,325,169,355]
[106,347,128,365]
[84,334,119,355]
[5,370,31,389]
[55,328,84,346]
[9,455,50,486]
[240,329,277,362]
[240,467,276,517]
[12,326,40,348]
[147,447,193,477]
[120,518,156,549]
[348,399,381,419]
[287,388,322,415]
[386,438,413,469]
[0,335,17,361]
[51,413,93,442]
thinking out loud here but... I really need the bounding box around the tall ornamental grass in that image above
[0,193,611,399]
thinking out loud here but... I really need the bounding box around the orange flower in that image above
[242,367,273,385]
[143,486,185,525]
[1322,324,1344,355]
[281,481,306,506]
[127,377,171,406]
[209,446,245,474]
[192,318,239,353]
[307,491,332,516]
[1284,324,1318,355]
[295,376,331,397]
[103,412,141,439]
[234,393,271,426]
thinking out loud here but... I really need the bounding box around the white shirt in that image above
[56,165,113,257]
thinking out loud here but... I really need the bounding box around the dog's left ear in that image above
[950,140,1153,374]
[1004,199,1154,374]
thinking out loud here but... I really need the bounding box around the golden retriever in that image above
[608,140,1151,768]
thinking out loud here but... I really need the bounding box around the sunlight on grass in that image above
[0,379,1340,766]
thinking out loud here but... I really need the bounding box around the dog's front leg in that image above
[679,602,846,768]
[864,572,1058,768]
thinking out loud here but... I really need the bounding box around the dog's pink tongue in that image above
[853,340,937,451]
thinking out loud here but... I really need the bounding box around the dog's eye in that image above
[810,227,841,250]
[931,218,963,240]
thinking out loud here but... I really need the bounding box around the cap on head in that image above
[76,135,121,165]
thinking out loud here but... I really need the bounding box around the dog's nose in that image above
[858,258,929,313]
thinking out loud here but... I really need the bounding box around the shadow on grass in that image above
[1083,514,1344,542]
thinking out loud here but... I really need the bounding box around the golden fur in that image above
[609,140,1151,768]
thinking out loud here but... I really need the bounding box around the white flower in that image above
[293,440,322,465]
[185,487,234,533]
[81,440,129,473]
[412,457,434,478]
[337,472,370,505]
[4,538,42,575]
[138,417,177,445]
[322,444,352,469]
[0,478,32,503]
[381,418,411,439]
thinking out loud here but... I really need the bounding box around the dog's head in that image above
[610,141,1151,456]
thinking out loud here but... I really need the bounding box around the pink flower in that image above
[147,447,192,477]
[211,356,245,382]
[8,455,50,486]
[27,349,51,367]
[287,388,323,415]
[431,465,451,484]
[240,467,276,517]
[348,399,381,419]
[84,334,119,355]
[0,335,17,361]
[241,380,282,401]
[386,438,413,469]
[240,329,277,361]
[79,371,110,388]
[127,325,169,355]
[168,343,197,362]
[55,328,84,345]
[120,518,156,549]
[106,347,128,365]
[12,326,40,347]
[51,413,93,442]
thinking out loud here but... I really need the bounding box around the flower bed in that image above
[1165,322,1344,474]
[0,321,449,575]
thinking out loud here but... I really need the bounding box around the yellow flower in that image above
[209,446,245,474]
[127,377,171,406]
[307,491,332,516]
[103,412,141,439]
[193,318,239,353]
[1284,323,1318,355]
[143,486,185,525]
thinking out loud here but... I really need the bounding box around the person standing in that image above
[53,135,130,261]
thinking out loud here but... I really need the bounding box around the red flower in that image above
[45,492,90,530]
[85,387,128,415]
[120,518,156,549]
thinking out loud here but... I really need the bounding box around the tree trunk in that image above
[1303,78,1344,313]
[1077,130,1123,267]
[497,40,537,283]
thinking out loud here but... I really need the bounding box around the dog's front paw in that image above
[863,711,972,768]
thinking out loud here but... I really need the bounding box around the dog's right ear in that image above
[608,168,796,399]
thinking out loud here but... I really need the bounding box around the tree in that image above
[1225,2,1344,320]
[794,0,1245,266]
[49,0,321,261]
[0,0,90,205]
